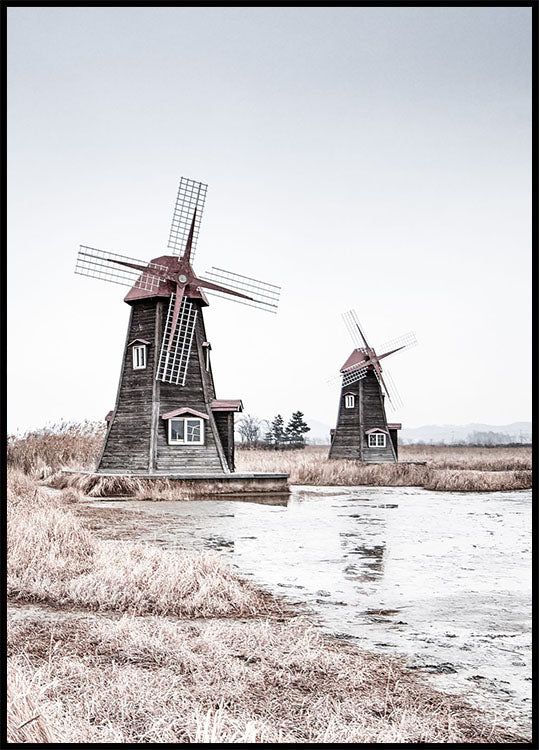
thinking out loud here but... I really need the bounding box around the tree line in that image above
[236,412,311,450]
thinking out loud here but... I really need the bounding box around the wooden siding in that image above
[99,301,156,471]
[328,379,361,459]
[213,411,235,471]
[360,372,396,463]
[328,371,397,463]
[98,297,230,475]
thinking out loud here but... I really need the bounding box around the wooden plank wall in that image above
[99,297,230,475]
[328,371,397,462]
[156,305,227,474]
[360,373,397,463]
[328,380,361,459]
[99,300,155,471]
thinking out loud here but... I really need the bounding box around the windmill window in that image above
[344,394,355,409]
[132,345,147,370]
[168,417,204,445]
[368,433,386,448]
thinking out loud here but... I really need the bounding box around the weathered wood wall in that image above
[213,412,235,471]
[99,301,155,472]
[328,381,361,459]
[98,297,230,475]
[328,371,397,463]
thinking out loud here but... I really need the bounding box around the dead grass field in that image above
[6,465,529,743]
[7,422,531,493]
[8,610,522,744]
[236,445,532,492]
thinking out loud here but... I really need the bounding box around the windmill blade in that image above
[167,177,208,262]
[156,293,198,386]
[342,364,370,387]
[384,369,404,410]
[326,364,370,388]
[378,331,417,357]
[342,310,370,349]
[200,267,281,313]
[75,246,168,294]
[371,366,403,410]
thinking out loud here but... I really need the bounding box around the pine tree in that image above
[285,411,311,449]
[265,414,286,449]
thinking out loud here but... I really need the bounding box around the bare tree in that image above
[236,414,262,448]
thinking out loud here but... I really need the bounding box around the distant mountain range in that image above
[303,420,532,445]
[398,422,532,445]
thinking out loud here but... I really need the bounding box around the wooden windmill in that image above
[76,177,281,476]
[328,310,416,463]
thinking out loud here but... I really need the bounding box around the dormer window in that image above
[168,417,204,445]
[368,432,386,448]
[344,394,355,409]
[202,341,211,372]
[128,339,151,371]
[161,407,208,447]
[133,344,147,370]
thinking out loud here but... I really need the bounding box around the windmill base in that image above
[58,470,289,496]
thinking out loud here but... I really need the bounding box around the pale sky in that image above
[7,6,532,434]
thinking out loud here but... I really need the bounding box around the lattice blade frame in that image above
[200,267,281,313]
[342,364,370,387]
[156,294,198,385]
[167,178,208,262]
[343,309,370,349]
[75,246,167,293]
[378,331,418,356]
[384,369,404,410]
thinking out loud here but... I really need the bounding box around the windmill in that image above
[76,177,281,476]
[328,310,417,462]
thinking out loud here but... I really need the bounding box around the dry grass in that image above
[7,470,275,619]
[7,611,524,744]
[400,444,532,471]
[236,446,532,492]
[6,460,529,743]
[7,420,105,478]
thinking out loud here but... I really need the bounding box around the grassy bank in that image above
[7,422,531,493]
[236,445,532,492]
[7,469,525,743]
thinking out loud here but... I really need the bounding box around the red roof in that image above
[387,423,402,430]
[123,255,209,306]
[365,427,388,435]
[211,399,243,412]
[161,407,209,420]
[341,348,370,373]
[105,410,114,422]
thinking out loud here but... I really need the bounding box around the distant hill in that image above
[241,417,531,446]
[399,422,532,445]
[305,420,532,446]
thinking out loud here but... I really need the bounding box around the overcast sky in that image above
[7,6,532,434]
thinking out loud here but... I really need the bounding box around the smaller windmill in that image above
[328,310,417,462]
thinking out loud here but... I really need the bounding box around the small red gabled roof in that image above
[128,338,151,347]
[365,427,389,435]
[387,423,402,430]
[161,407,209,420]
[211,399,243,412]
[105,410,114,422]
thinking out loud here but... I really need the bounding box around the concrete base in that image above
[61,470,290,495]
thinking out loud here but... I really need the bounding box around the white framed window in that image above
[344,394,355,409]
[133,344,147,370]
[368,432,386,448]
[204,347,210,372]
[168,417,204,445]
